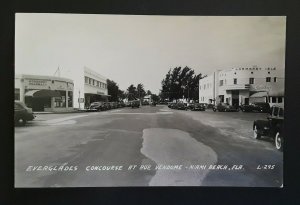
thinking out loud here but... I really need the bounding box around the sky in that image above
[15,14,286,94]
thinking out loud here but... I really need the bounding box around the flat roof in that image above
[15,74,73,83]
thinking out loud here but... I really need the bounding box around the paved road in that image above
[15,105,283,187]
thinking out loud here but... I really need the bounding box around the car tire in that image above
[242,109,245,112]
[20,118,27,126]
[275,132,283,151]
[213,108,216,112]
[253,125,261,139]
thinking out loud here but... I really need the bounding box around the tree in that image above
[127,84,137,100]
[146,90,152,96]
[137,83,146,99]
[107,79,119,101]
[160,66,204,101]
[151,94,160,102]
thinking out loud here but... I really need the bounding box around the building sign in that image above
[97,91,104,95]
[250,85,271,91]
[28,79,48,86]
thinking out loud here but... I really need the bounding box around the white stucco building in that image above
[15,74,74,112]
[199,66,285,107]
[72,67,109,109]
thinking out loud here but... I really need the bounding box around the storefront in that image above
[15,74,74,112]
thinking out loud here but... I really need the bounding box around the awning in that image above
[25,90,61,97]
[250,91,268,98]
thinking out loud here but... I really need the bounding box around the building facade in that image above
[15,74,74,112]
[199,66,285,107]
[73,67,109,109]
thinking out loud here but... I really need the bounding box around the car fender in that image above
[253,120,269,130]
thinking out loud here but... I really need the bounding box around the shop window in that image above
[278,97,283,103]
[233,78,237,84]
[266,77,271,82]
[55,91,67,108]
[15,88,20,100]
[219,80,224,86]
[274,77,277,82]
[272,97,276,103]
[249,78,254,84]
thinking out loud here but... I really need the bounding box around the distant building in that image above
[199,66,285,107]
[15,74,74,112]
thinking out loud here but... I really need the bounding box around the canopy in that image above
[25,90,61,97]
[250,91,268,98]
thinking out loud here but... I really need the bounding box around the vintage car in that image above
[189,103,206,111]
[14,101,35,125]
[150,101,157,106]
[89,101,106,111]
[240,102,270,113]
[176,103,188,110]
[131,100,140,108]
[253,105,284,151]
[213,103,239,112]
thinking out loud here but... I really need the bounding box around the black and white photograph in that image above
[14,14,286,187]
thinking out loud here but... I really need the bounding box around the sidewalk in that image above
[34,109,88,114]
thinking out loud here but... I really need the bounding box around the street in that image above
[15,105,283,187]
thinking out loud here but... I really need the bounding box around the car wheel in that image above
[253,125,261,139]
[275,132,283,151]
[242,109,245,112]
[213,108,216,112]
[20,118,27,126]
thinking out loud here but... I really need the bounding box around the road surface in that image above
[15,105,283,187]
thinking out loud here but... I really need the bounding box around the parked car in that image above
[89,101,105,111]
[176,103,188,110]
[213,103,239,112]
[189,103,206,111]
[253,105,284,151]
[142,101,150,106]
[150,101,157,106]
[240,102,270,113]
[14,101,35,126]
[131,100,140,108]
[103,102,111,110]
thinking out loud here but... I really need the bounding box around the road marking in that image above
[141,128,217,186]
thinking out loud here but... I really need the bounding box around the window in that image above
[278,97,283,103]
[219,80,224,86]
[272,97,276,103]
[279,108,284,117]
[266,77,271,82]
[204,84,206,89]
[89,78,92,84]
[274,77,277,82]
[249,78,254,84]
[68,91,73,107]
[251,72,253,74]
[233,78,237,84]
[93,80,95,86]
[273,106,279,116]
[85,77,88,84]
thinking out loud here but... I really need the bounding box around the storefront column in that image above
[51,97,55,111]
[66,90,68,109]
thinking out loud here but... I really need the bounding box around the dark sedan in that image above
[213,103,239,112]
[15,101,35,125]
[89,101,106,111]
[189,103,206,111]
[240,102,270,113]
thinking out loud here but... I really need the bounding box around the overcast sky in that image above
[15,14,286,94]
